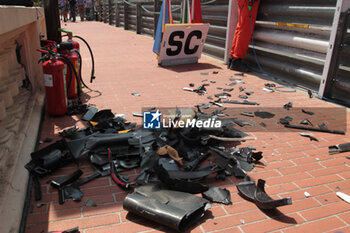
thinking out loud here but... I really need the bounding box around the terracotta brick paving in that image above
[24,21,350,232]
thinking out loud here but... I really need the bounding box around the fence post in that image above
[115,1,119,27]
[99,0,102,21]
[103,2,107,23]
[136,3,142,34]
[153,0,160,38]
[108,0,112,25]
[124,1,129,30]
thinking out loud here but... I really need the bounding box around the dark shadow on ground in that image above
[159,62,223,73]
[260,208,297,224]
[126,209,214,233]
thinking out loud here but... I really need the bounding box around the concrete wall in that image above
[0,5,46,233]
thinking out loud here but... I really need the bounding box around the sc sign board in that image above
[158,24,210,66]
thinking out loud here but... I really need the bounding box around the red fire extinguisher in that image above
[38,47,82,115]
[57,42,81,99]
[42,58,67,116]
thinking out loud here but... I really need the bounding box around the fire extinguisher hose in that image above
[71,49,93,92]
[73,35,96,83]
[58,55,82,103]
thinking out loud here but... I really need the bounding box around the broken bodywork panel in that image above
[123,184,210,232]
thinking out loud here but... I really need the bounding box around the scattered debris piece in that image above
[202,187,231,205]
[300,133,318,142]
[318,123,328,130]
[245,91,254,95]
[284,124,345,135]
[202,79,208,82]
[264,83,276,88]
[283,102,293,110]
[131,93,141,96]
[237,179,292,209]
[217,87,223,90]
[260,122,266,127]
[238,95,248,99]
[215,92,231,98]
[239,87,246,92]
[189,83,195,87]
[234,73,244,76]
[304,191,311,198]
[85,199,97,207]
[132,112,143,117]
[230,78,245,84]
[213,71,219,74]
[300,119,313,126]
[263,88,274,93]
[336,192,350,204]
[196,103,212,109]
[207,96,213,100]
[329,142,350,154]
[222,99,259,105]
[240,219,245,224]
[233,119,253,127]
[51,169,83,189]
[226,82,236,86]
[210,101,224,107]
[210,81,216,84]
[279,116,293,125]
[254,111,275,119]
[223,88,234,92]
[200,72,209,75]
[82,106,99,121]
[36,203,46,208]
[302,109,314,115]
[183,87,194,92]
[240,112,254,117]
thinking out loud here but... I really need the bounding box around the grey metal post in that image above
[109,0,113,24]
[136,3,142,34]
[124,1,129,30]
[318,0,350,98]
[115,1,120,27]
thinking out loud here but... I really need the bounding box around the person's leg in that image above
[228,0,260,71]
[79,6,85,21]
[71,6,76,22]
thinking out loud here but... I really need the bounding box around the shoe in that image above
[227,57,233,69]
[229,58,250,73]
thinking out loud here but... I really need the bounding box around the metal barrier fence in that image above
[98,0,350,103]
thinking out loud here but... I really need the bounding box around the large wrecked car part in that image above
[123,184,210,232]
[25,139,74,176]
[329,142,350,154]
[237,179,292,209]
